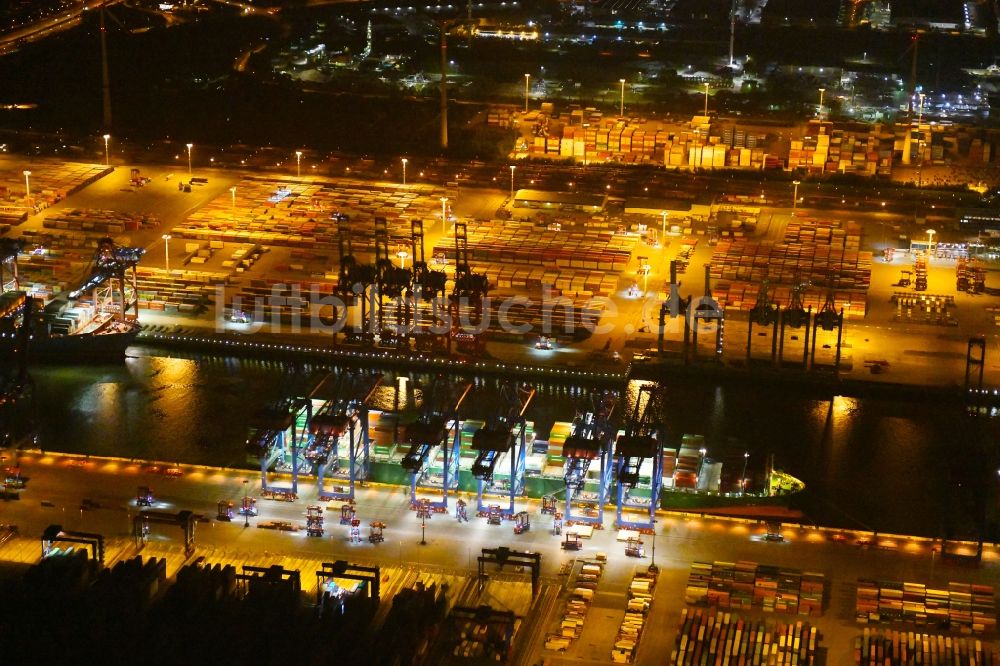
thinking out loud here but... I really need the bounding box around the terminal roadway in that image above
[3,450,1000,664]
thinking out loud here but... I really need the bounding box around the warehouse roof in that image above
[513,189,607,208]
[624,197,694,214]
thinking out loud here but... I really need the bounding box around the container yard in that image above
[2,450,1000,665]
[670,609,820,665]
[710,217,872,319]
[0,159,111,227]
[685,561,826,616]
[173,176,443,252]
[856,579,997,634]
[513,109,778,168]
[854,629,998,665]
[0,152,996,389]
[507,107,1000,178]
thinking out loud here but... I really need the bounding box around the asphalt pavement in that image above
[2,450,1000,664]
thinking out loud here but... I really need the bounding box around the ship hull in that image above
[365,461,800,510]
[28,327,140,363]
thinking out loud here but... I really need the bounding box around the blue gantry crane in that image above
[306,372,383,502]
[471,382,536,518]
[614,383,665,531]
[562,390,618,526]
[400,376,472,510]
[246,392,312,497]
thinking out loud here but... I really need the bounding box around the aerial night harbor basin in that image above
[5,0,1000,664]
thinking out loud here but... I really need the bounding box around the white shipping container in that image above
[701,146,715,168]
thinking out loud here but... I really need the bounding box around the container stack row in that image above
[956,258,986,294]
[513,109,1000,171]
[890,292,955,325]
[854,628,997,665]
[856,579,996,634]
[486,107,515,128]
[0,161,110,220]
[544,559,604,652]
[784,219,863,250]
[685,561,825,617]
[174,177,442,252]
[462,264,596,300]
[42,208,160,234]
[710,283,868,320]
[710,239,872,291]
[435,220,629,301]
[611,571,657,664]
[438,219,635,271]
[914,255,928,292]
[540,421,572,475]
[135,267,228,315]
[671,608,819,666]
[516,109,772,169]
[790,121,892,175]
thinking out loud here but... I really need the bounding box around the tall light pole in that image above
[509,165,516,199]
[817,88,825,116]
[22,170,30,198]
[703,82,710,116]
[162,234,172,272]
[648,527,658,573]
[295,150,302,177]
[185,143,193,178]
[661,210,668,244]
[927,229,936,253]
[741,451,749,497]
[242,479,249,528]
[397,249,409,269]
[229,187,237,222]
[619,78,626,117]
[524,73,531,113]
[441,196,449,230]
[102,133,111,166]
[792,180,801,215]
[917,92,926,125]
[401,157,408,186]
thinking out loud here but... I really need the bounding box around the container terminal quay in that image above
[0,447,997,665]
[3,155,1000,662]
[3,152,1000,397]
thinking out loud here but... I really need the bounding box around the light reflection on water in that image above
[19,350,1000,537]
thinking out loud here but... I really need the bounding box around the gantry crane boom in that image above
[562,390,618,525]
[614,383,665,530]
[471,382,535,518]
[400,376,472,509]
[308,372,383,501]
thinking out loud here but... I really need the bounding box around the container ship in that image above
[246,378,804,517]
[364,425,802,510]
[1,238,144,363]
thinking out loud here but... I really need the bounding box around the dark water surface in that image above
[22,348,999,539]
